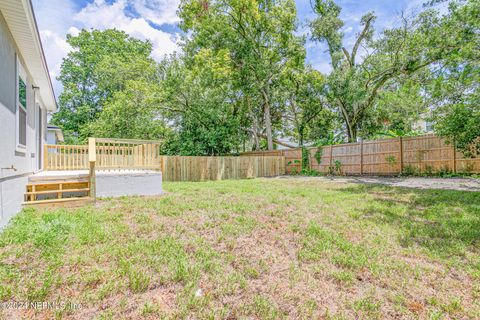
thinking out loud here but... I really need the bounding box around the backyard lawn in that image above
[0,178,479,319]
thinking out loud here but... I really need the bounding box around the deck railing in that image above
[94,138,162,169]
[44,145,89,170]
[44,138,163,171]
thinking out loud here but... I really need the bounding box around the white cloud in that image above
[75,0,179,61]
[75,0,129,28]
[132,0,181,25]
[32,0,181,96]
[32,0,78,95]
[67,27,81,37]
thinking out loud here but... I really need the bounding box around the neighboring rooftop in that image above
[47,124,64,142]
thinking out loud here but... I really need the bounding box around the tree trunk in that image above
[252,119,260,151]
[338,102,357,143]
[262,90,274,151]
[298,125,304,147]
[289,98,304,147]
[346,124,358,143]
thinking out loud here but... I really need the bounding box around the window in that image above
[17,57,27,149]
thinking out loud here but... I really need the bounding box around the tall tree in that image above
[52,29,155,143]
[365,77,429,138]
[429,0,480,156]
[159,52,246,155]
[281,66,335,146]
[179,0,305,150]
[87,80,169,140]
[309,0,475,142]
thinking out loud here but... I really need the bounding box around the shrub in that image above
[314,146,323,165]
[301,147,310,171]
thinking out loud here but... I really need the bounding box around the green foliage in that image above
[309,0,478,142]
[385,155,397,165]
[299,168,323,176]
[314,146,323,164]
[179,0,305,151]
[434,104,480,158]
[49,1,478,156]
[52,29,156,143]
[428,0,480,156]
[282,67,336,145]
[334,160,342,174]
[88,80,169,140]
[301,147,310,171]
[366,79,429,138]
[402,165,418,176]
[159,55,245,155]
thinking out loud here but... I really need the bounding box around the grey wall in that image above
[0,10,48,228]
[0,11,15,113]
[46,130,56,145]
[0,175,28,229]
[96,172,163,198]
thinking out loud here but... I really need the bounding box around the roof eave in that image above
[1,0,57,111]
[27,0,57,111]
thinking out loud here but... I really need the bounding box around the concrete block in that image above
[96,170,162,198]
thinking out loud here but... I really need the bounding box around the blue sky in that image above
[32,0,428,96]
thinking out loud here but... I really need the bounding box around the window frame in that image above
[16,55,27,151]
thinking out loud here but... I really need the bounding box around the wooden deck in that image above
[24,171,92,207]
[29,170,89,183]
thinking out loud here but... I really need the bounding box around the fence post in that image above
[329,145,333,174]
[453,139,457,174]
[309,148,313,171]
[88,138,96,202]
[399,137,404,174]
[360,140,364,175]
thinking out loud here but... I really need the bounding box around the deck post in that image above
[43,144,48,170]
[88,138,97,201]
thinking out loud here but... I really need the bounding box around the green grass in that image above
[0,178,479,319]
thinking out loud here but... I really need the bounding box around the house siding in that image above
[46,130,57,145]
[0,11,15,113]
[0,10,47,228]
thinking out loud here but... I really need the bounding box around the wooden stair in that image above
[24,178,92,208]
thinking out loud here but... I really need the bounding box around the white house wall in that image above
[0,11,47,228]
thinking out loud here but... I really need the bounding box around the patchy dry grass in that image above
[0,178,479,319]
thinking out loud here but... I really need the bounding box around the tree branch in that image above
[351,15,375,66]
[342,47,352,66]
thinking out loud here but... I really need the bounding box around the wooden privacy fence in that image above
[159,156,285,181]
[242,134,480,175]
